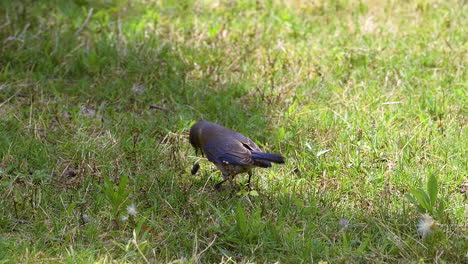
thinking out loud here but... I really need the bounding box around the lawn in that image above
[0,0,467,263]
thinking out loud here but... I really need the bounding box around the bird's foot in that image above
[214,180,225,191]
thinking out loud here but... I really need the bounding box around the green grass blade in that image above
[427,173,438,208]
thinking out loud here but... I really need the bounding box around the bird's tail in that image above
[251,151,285,164]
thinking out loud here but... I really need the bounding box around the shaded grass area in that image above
[0,0,467,263]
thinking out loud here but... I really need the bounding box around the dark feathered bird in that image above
[189,121,284,189]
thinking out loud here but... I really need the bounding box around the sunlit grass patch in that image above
[0,0,466,263]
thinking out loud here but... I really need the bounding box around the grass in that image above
[0,0,467,263]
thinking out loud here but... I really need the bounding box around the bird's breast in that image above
[215,163,251,177]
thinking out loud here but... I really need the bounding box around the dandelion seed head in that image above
[339,218,350,229]
[127,203,138,216]
[417,214,436,238]
[121,215,129,221]
[82,214,90,223]
[132,84,144,95]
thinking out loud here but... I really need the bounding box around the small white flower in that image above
[127,203,138,216]
[82,214,90,223]
[121,215,129,221]
[417,214,436,238]
[132,84,144,94]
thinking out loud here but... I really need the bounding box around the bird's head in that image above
[189,121,205,154]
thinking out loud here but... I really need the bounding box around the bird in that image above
[189,121,284,190]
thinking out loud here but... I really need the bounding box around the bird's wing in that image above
[203,141,253,166]
[240,138,262,152]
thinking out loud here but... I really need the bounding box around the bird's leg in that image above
[247,170,253,191]
[191,161,200,175]
[229,175,235,189]
[215,173,229,190]
[214,180,226,190]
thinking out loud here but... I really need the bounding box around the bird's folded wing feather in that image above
[203,141,253,165]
